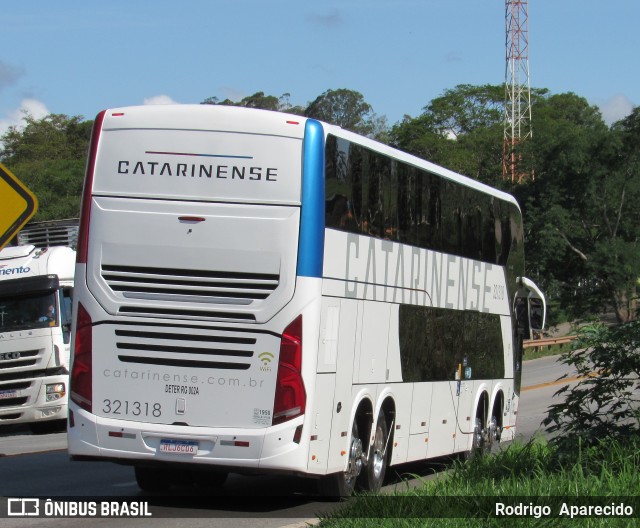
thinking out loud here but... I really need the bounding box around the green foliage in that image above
[514,94,640,322]
[417,84,506,136]
[0,114,92,221]
[390,84,518,187]
[304,88,387,138]
[201,91,307,114]
[1,113,91,163]
[304,88,372,131]
[543,321,640,452]
[319,438,640,526]
[202,88,388,139]
[9,159,87,221]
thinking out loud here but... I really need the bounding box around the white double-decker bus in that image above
[68,105,545,495]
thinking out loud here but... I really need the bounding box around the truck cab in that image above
[0,244,75,433]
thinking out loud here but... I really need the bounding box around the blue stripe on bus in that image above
[297,119,325,278]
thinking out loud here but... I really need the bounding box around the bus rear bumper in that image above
[68,404,309,473]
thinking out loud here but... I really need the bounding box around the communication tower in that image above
[503,0,532,182]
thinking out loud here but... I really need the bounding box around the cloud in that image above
[219,86,246,102]
[445,51,464,63]
[0,60,25,91]
[0,98,50,138]
[307,9,343,28]
[598,94,635,126]
[143,95,179,105]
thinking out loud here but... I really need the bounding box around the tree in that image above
[390,84,531,187]
[608,107,640,319]
[543,321,640,453]
[516,95,640,323]
[201,92,306,115]
[0,113,92,221]
[304,88,386,138]
[1,113,91,163]
[415,83,507,137]
[202,88,387,140]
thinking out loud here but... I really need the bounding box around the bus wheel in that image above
[486,414,501,453]
[465,416,486,461]
[134,466,172,492]
[318,420,364,498]
[363,410,389,492]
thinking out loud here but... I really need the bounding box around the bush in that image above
[543,320,640,454]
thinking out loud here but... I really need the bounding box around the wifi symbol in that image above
[258,352,275,367]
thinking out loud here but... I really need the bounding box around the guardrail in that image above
[523,335,577,349]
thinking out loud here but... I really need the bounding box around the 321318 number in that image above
[102,399,161,418]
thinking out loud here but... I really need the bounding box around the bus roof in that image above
[97,105,519,211]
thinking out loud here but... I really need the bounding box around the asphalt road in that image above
[0,354,574,527]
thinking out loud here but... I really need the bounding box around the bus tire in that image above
[465,415,486,461]
[486,407,502,453]
[134,466,172,492]
[318,420,363,498]
[363,410,389,492]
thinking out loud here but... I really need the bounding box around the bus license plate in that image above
[159,439,198,455]
[0,389,18,400]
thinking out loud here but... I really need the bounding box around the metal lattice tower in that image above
[503,0,532,183]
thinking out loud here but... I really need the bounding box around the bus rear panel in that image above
[68,106,319,474]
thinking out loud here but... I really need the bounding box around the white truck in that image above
[0,243,75,433]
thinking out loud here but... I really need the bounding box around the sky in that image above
[1,0,638,137]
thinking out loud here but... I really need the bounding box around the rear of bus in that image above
[68,105,325,482]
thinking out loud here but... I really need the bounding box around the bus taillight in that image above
[77,110,105,264]
[273,315,306,425]
[70,303,93,412]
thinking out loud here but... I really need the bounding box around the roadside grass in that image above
[522,342,573,361]
[317,437,640,527]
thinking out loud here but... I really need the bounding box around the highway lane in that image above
[515,353,578,440]
[0,354,573,527]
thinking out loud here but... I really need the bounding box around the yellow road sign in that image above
[0,162,38,250]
